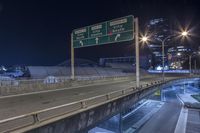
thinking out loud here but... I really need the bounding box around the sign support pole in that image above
[134,17,140,88]
[71,33,75,80]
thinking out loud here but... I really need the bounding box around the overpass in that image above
[0,75,193,133]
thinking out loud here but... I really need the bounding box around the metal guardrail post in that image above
[106,94,110,100]
[81,101,86,108]
[122,90,125,95]
[33,114,40,124]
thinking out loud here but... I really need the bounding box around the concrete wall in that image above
[28,66,129,79]
[27,84,162,133]
[28,66,69,78]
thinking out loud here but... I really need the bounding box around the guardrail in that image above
[0,74,138,96]
[0,74,160,97]
[0,74,133,87]
[0,79,165,133]
[148,69,200,75]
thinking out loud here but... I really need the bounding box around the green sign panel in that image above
[72,15,134,48]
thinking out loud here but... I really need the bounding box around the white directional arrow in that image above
[79,41,83,46]
[115,34,121,41]
[95,38,99,44]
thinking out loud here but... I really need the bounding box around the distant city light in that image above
[156,66,162,71]
[155,65,169,71]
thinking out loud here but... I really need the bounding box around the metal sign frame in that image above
[70,16,140,88]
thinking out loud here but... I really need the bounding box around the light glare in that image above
[181,31,188,36]
[142,36,148,42]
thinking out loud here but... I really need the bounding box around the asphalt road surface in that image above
[137,85,183,133]
[0,76,166,121]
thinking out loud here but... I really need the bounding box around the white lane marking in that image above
[174,107,188,133]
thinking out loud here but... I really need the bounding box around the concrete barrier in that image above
[38,102,82,122]
[0,115,33,133]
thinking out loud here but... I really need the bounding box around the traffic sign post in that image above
[70,15,140,88]
[134,18,140,88]
[71,33,75,80]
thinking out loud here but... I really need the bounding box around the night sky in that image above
[0,0,199,66]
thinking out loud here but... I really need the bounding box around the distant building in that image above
[167,45,191,69]
[145,18,171,69]
[145,18,194,70]
[99,56,151,70]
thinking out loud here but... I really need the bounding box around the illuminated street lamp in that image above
[141,36,148,42]
[182,31,188,36]
[160,31,189,81]
[142,31,189,82]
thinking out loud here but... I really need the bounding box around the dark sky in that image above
[0,0,199,66]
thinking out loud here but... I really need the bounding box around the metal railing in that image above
[0,74,134,87]
[0,74,135,96]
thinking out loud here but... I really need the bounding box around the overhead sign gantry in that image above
[70,15,140,87]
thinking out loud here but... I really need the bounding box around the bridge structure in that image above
[0,73,193,133]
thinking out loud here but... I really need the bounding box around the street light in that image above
[141,36,148,42]
[160,31,188,82]
[142,31,189,82]
[160,31,189,82]
[182,31,188,36]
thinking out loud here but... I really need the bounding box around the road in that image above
[0,76,166,121]
[137,84,183,133]
[122,100,164,132]
[85,77,199,133]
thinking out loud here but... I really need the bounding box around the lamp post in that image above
[142,35,172,82]
[189,55,192,76]
[188,52,198,76]
[159,35,175,82]
[194,59,197,74]
[160,31,188,81]
[142,31,189,82]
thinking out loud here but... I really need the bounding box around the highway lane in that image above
[0,76,164,121]
[137,84,182,133]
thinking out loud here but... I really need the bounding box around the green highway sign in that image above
[72,15,134,48]
[89,22,107,38]
[73,27,88,41]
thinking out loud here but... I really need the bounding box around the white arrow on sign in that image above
[95,38,99,44]
[80,41,83,46]
[115,34,121,41]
